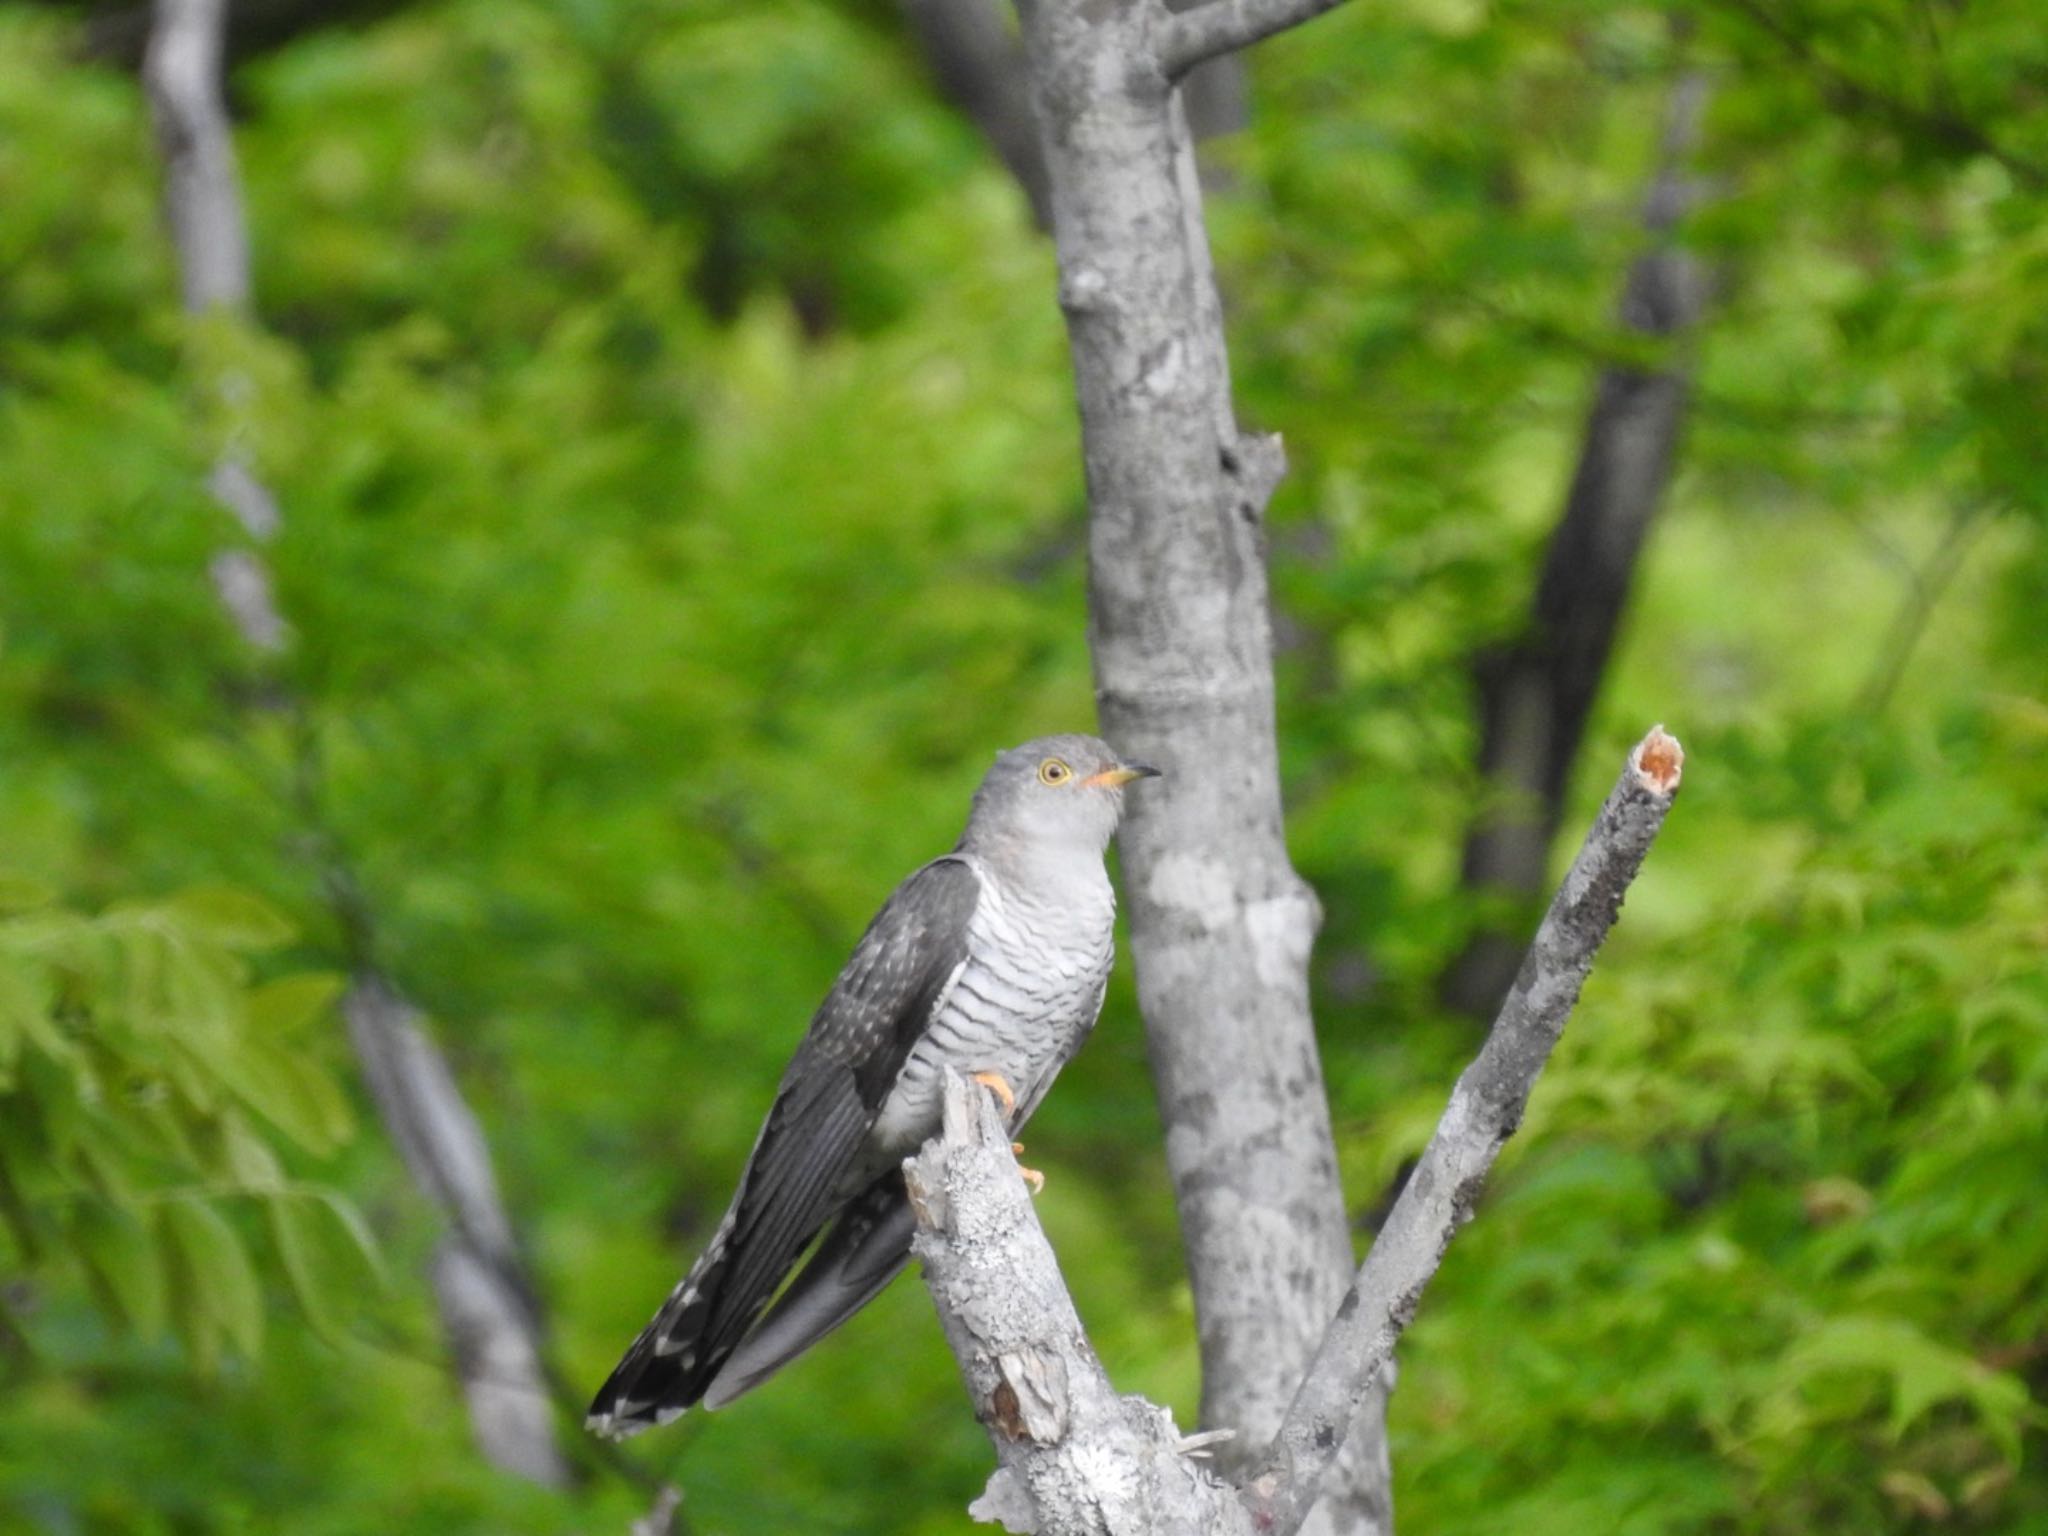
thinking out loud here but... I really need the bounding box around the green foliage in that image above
[0,0,2042,1529]
[0,883,373,1369]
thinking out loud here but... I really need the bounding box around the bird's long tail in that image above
[700,1172,915,1409]
[586,1172,918,1437]
[585,1206,744,1440]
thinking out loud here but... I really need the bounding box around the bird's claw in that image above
[1012,1143,1044,1193]
[970,1071,1018,1117]
[967,1076,1036,1189]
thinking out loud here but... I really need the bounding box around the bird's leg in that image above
[966,1073,1044,1193]
[1009,1140,1046,1197]
[969,1071,1017,1118]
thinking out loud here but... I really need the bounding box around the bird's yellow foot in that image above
[970,1071,1017,1117]
[1010,1143,1045,1194]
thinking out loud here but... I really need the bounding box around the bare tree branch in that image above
[908,1072,1257,1536]
[1157,0,1354,83]
[896,0,1244,228]
[144,0,287,651]
[1015,0,1403,1526]
[143,0,568,1486]
[1246,727,1684,1533]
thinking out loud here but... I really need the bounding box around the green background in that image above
[1,0,2043,1529]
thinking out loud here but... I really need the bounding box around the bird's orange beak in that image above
[1082,762,1162,789]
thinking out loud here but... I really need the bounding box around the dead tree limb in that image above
[911,730,1683,1534]
[143,0,567,1486]
[1245,729,1684,1531]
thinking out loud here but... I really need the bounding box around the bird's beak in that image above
[1084,762,1162,789]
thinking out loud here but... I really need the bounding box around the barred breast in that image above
[863,851,1115,1167]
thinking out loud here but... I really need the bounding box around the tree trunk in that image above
[1442,66,1712,1019]
[1013,2,1386,1529]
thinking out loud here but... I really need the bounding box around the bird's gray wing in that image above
[587,856,979,1437]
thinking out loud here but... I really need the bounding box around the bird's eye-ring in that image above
[1038,757,1073,786]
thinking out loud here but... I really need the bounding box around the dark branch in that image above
[1245,727,1684,1534]
[1156,0,1354,83]
[899,0,1054,230]
[1443,65,1709,1017]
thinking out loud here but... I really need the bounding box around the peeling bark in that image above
[143,0,567,1486]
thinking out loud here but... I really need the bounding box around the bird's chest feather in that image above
[866,866,1114,1161]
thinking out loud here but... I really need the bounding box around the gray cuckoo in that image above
[587,734,1157,1437]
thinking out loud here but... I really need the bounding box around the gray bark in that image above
[1013,0,1384,1528]
[143,0,567,1487]
[897,0,1241,233]
[345,981,566,1485]
[1443,68,1711,1019]
[1157,0,1354,80]
[910,731,1683,1534]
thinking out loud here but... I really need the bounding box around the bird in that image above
[586,734,1159,1438]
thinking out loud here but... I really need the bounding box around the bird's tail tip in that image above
[584,1399,687,1441]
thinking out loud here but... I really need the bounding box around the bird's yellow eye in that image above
[1038,757,1073,786]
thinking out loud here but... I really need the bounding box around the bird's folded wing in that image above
[672,855,982,1380]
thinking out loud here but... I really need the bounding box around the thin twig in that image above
[1243,726,1684,1534]
[142,0,569,1487]
[1855,501,1996,716]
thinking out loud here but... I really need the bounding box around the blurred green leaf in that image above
[162,886,299,951]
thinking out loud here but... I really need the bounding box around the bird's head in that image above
[960,734,1160,858]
